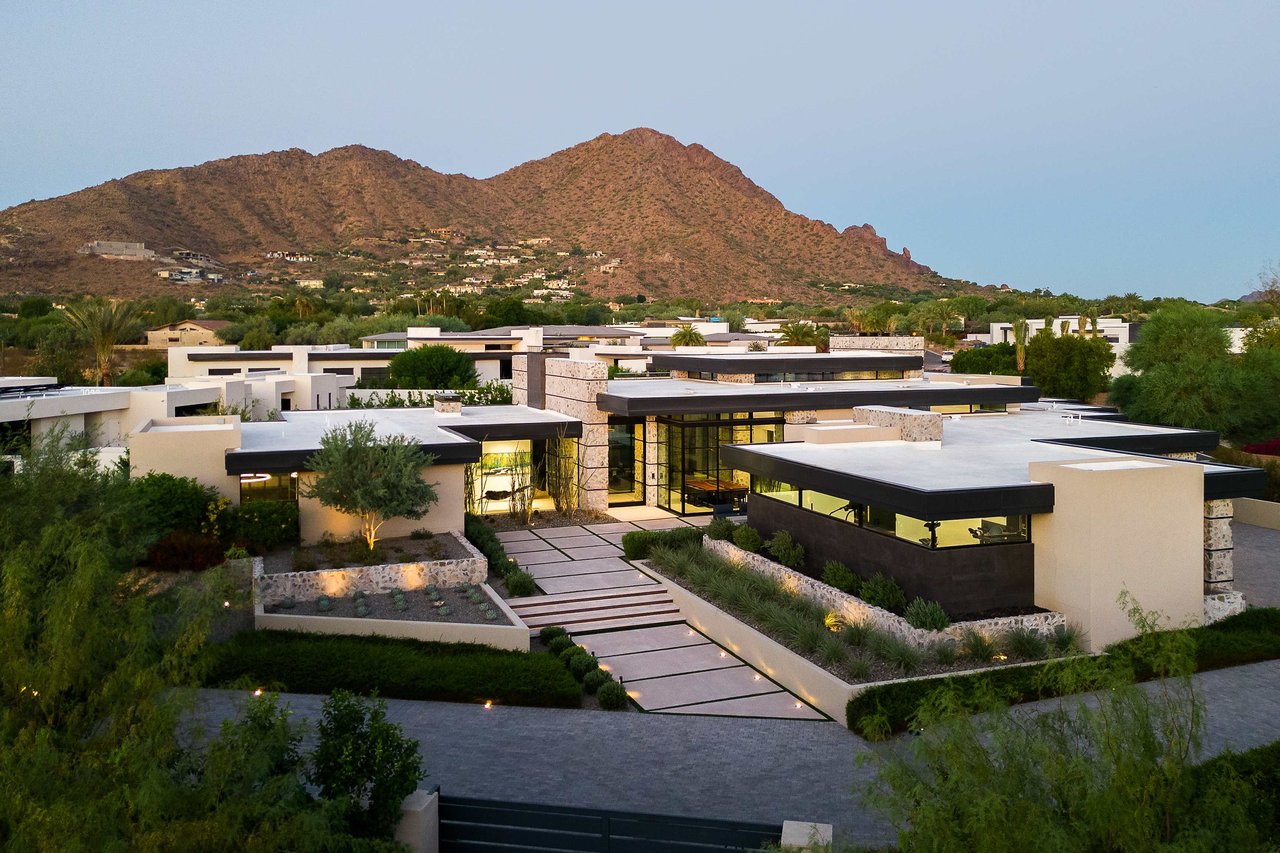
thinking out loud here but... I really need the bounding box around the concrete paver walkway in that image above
[502,520,822,720]
[195,658,1280,847]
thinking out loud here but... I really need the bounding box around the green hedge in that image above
[464,513,509,572]
[620,526,704,560]
[203,631,581,709]
[1199,740,1280,841]
[847,608,1280,739]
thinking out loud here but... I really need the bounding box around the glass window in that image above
[240,472,298,503]
[752,477,799,505]
[876,370,905,380]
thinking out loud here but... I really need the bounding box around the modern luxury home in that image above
[1,345,1264,650]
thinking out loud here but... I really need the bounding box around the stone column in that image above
[645,416,659,506]
[1204,499,1234,593]
[543,359,609,512]
[511,355,528,406]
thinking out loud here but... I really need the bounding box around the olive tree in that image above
[302,420,438,550]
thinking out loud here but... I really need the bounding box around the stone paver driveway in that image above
[499,518,821,721]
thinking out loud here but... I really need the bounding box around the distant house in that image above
[78,240,156,260]
[145,319,232,349]
[297,278,325,290]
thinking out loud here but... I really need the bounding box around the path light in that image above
[719,650,727,658]
[794,702,803,709]
[993,653,1008,662]
[223,600,231,608]
[252,688,263,697]
[753,674,762,681]
[484,700,493,709]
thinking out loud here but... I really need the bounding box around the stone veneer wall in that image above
[644,416,660,506]
[829,335,925,355]
[542,358,609,511]
[1204,591,1246,624]
[850,405,943,442]
[1204,499,1234,593]
[512,354,529,405]
[704,538,1065,649]
[253,534,487,606]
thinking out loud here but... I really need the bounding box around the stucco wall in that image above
[1029,457,1204,652]
[297,463,466,546]
[128,416,242,500]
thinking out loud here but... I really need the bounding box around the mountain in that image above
[0,128,959,301]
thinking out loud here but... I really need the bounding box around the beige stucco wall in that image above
[1029,457,1204,652]
[297,463,466,546]
[127,416,242,499]
[1235,497,1280,531]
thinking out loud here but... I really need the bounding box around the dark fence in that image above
[439,794,781,852]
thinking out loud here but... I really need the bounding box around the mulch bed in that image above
[261,530,473,574]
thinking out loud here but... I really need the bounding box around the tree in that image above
[62,299,141,385]
[844,307,865,333]
[669,325,706,347]
[388,344,479,390]
[951,342,1018,375]
[1026,334,1115,401]
[776,320,829,349]
[1013,317,1029,374]
[32,323,88,384]
[302,420,438,550]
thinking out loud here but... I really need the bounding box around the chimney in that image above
[433,392,462,416]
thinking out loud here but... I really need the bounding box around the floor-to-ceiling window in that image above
[607,418,645,505]
[656,412,783,514]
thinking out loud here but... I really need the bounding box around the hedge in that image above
[620,526,704,560]
[1200,740,1280,841]
[203,630,582,709]
[463,514,508,571]
[847,608,1280,739]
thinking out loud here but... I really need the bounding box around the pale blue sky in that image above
[3,2,1278,300]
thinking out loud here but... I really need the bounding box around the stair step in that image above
[508,586,669,609]
[511,592,673,619]
[521,602,681,629]
[562,613,687,635]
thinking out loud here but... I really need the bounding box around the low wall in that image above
[1204,591,1247,624]
[254,581,529,652]
[253,536,487,606]
[1235,497,1280,531]
[704,538,1065,649]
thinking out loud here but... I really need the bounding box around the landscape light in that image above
[252,688,263,697]
[484,700,493,709]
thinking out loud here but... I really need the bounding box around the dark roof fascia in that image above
[308,351,397,362]
[443,420,583,442]
[596,383,1041,417]
[225,439,481,474]
[188,352,291,362]
[719,442,1055,520]
[1036,427,1219,456]
[649,353,924,374]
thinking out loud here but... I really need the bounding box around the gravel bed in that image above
[263,584,512,626]
[261,531,473,575]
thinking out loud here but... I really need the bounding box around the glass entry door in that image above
[607,419,645,505]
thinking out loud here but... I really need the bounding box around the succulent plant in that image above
[279,597,296,610]
[317,596,332,612]
[438,605,451,616]
[484,611,497,621]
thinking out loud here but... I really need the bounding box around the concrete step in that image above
[510,591,673,620]
[521,601,682,629]
[561,612,687,636]
[508,586,671,609]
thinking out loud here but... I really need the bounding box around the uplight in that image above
[484,700,493,709]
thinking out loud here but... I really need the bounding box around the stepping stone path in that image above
[501,516,824,721]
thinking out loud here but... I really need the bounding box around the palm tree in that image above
[776,320,829,349]
[669,324,706,347]
[1013,317,1029,374]
[63,299,141,386]
[844,307,865,333]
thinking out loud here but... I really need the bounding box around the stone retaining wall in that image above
[253,533,487,606]
[1204,591,1247,625]
[704,538,1065,648]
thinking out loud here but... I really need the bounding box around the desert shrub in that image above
[904,597,951,631]
[822,560,860,595]
[558,645,582,665]
[959,627,998,662]
[547,635,575,655]
[568,650,599,680]
[582,668,612,695]
[129,472,217,542]
[764,530,805,568]
[1052,623,1084,656]
[596,681,629,711]
[309,691,422,838]
[224,545,250,561]
[870,633,924,675]
[860,573,907,614]
[1002,625,1050,660]
[619,526,703,560]
[148,530,225,572]
[292,550,317,571]
[204,631,582,708]
[932,640,959,665]
[538,625,567,643]
[731,524,764,553]
[229,501,300,553]
[705,516,736,541]
[503,570,537,597]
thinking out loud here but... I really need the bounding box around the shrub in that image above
[1003,625,1050,660]
[731,524,764,553]
[932,639,959,665]
[705,516,736,541]
[870,633,924,675]
[538,625,567,643]
[464,513,512,572]
[764,530,805,568]
[581,668,612,695]
[147,530,225,572]
[596,681,629,711]
[224,545,250,561]
[959,627,998,662]
[388,344,479,390]
[822,560,860,595]
[503,570,538,597]
[904,597,951,631]
[309,691,423,838]
[860,573,907,614]
[1052,623,1083,656]
[293,550,317,571]
[558,645,583,665]
[620,526,703,560]
[129,472,217,542]
[204,631,582,708]
[547,635,575,655]
[568,650,599,680]
[229,500,300,553]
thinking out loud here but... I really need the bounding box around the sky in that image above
[2,1,1278,301]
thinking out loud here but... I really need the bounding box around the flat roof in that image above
[720,409,1258,519]
[597,377,1039,416]
[225,405,582,473]
[649,350,923,375]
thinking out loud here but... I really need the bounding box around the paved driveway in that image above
[1232,521,1280,609]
